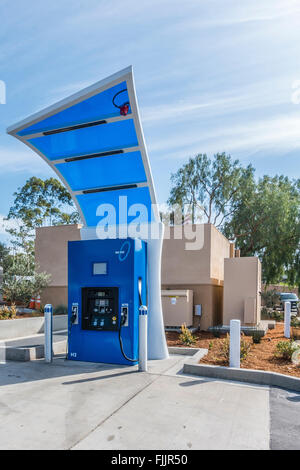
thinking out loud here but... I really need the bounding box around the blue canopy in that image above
[7,67,158,227]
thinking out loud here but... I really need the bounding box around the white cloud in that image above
[0,146,51,173]
[140,97,233,123]
[148,113,300,159]
[0,214,19,236]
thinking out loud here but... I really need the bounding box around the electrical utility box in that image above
[68,238,147,365]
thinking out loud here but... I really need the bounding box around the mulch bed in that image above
[166,323,300,378]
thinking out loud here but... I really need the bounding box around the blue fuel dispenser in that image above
[67,237,147,365]
[7,67,169,363]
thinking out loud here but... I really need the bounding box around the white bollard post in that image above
[44,304,53,363]
[139,306,148,372]
[284,301,291,339]
[230,319,241,368]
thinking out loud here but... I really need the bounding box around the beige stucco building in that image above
[35,224,82,307]
[161,224,230,330]
[35,223,261,330]
[223,257,261,326]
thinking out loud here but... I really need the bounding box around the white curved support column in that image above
[146,223,169,360]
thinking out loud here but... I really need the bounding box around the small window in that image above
[93,263,107,275]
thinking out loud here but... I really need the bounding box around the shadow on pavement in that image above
[179,379,213,387]
[62,369,138,385]
[286,394,300,402]
[0,357,136,387]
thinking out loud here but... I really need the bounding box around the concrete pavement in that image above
[0,353,298,449]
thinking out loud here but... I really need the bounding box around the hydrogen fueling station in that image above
[7,66,169,369]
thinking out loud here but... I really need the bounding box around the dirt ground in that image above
[166,323,300,378]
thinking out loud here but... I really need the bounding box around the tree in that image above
[0,242,10,266]
[223,175,300,286]
[5,177,80,265]
[168,153,254,226]
[1,255,51,305]
[7,176,80,229]
[168,153,300,288]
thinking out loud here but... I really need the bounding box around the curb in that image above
[183,353,300,392]
[0,340,66,362]
[0,315,67,340]
[168,346,203,356]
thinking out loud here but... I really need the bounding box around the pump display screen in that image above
[93,263,107,275]
[81,287,119,331]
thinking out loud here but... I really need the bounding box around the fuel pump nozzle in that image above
[120,306,128,326]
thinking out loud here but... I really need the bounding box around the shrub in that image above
[261,307,269,319]
[1,262,51,305]
[179,323,196,346]
[211,327,222,338]
[54,304,68,315]
[291,327,300,341]
[0,303,17,320]
[270,310,284,322]
[252,330,262,344]
[221,333,251,362]
[261,289,280,309]
[291,317,300,340]
[275,340,300,361]
[291,317,300,328]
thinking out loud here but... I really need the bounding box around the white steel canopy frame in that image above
[7,66,168,360]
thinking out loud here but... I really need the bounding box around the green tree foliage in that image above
[7,176,80,229]
[168,153,254,226]
[0,242,10,266]
[5,177,80,265]
[168,154,300,288]
[1,254,51,305]
[224,175,300,285]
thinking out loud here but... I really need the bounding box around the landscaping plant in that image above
[1,256,51,305]
[275,340,300,361]
[261,289,280,309]
[0,303,17,320]
[252,330,262,344]
[221,333,251,362]
[211,327,222,338]
[179,323,196,346]
[291,317,300,340]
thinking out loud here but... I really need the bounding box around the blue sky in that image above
[0,0,300,240]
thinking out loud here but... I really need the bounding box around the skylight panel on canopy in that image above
[7,66,158,226]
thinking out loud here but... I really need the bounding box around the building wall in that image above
[161,224,229,329]
[35,224,82,307]
[223,257,261,326]
[210,225,231,283]
[162,224,230,285]
[40,286,68,307]
[161,224,212,285]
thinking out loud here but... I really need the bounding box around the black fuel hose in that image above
[118,324,138,363]
[118,276,144,363]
